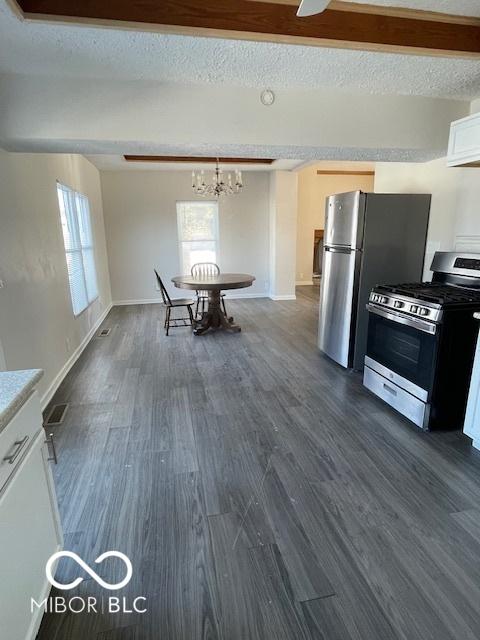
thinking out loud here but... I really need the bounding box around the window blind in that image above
[57,184,98,316]
[176,201,219,275]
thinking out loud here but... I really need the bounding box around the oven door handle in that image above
[366,303,437,335]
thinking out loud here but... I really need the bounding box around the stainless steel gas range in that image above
[363,252,480,430]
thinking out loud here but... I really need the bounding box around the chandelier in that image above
[192,159,243,198]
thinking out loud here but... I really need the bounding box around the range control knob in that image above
[381,297,389,304]
[418,308,430,316]
[393,300,404,309]
[410,305,418,313]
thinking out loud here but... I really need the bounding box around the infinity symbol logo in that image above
[46,551,133,591]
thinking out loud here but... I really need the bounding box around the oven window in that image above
[367,313,437,391]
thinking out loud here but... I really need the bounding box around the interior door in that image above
[324,191,363,249]
[318,246,359,367]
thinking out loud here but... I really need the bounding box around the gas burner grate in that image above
[377,282,480,306]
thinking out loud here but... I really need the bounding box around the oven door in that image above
[366,304,439,397]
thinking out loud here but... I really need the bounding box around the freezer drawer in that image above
[318,246,359,368]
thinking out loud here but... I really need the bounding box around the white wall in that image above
[374,158,480,277]
[0,74,468,162]
[471,98,480,114]
[0,151,111,403]
[269,171,298,299]
[100,171,271,302]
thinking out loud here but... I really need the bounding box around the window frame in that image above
[176,200,220,275]
[57,182,99,317]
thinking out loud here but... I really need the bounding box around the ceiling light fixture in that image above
[192,158,243,198]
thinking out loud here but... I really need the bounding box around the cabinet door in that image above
[0,431,62,640]
[447,112,480,167]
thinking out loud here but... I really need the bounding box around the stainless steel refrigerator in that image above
[318,191,431,370]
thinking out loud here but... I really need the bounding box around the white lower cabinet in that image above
[0,393,63,640]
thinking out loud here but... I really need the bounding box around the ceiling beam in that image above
[14,0,480,58]
[124,156,275,164]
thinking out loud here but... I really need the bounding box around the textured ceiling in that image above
[10,138,441,164]
[0,1,479,100]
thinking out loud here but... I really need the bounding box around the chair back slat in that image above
[154,270,172,306]
[191,262,220,279]
[191,263,220,298]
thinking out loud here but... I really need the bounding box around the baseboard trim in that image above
[296,280,314,286]
[40,303,113,410]
[113,293,268,306]
[224,293,267,300]
[269,294,297,301]
[113,298,163,306]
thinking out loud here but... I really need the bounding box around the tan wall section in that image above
[296,166,374,283]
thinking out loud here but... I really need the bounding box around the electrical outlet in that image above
[0,280,5,289]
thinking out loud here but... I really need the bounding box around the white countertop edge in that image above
[0,369,44,433]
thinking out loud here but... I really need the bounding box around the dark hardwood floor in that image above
[37,286,480,639]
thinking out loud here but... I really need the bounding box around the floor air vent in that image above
[45,403,69,426]
[98,328,111,337]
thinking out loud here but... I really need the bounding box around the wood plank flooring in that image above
[37,286,480,639]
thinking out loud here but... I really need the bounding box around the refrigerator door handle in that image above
[325,246,357,254]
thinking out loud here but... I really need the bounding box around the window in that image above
[176,201,219,274]
[57,183,98,316]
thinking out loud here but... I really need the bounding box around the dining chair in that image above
[154,270,195,336]
[191,262,228,320]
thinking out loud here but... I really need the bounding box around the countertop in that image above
[0,369,44,434]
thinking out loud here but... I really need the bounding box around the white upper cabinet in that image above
[447,112,480,167]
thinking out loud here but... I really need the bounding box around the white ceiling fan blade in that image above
[296,0,330,17]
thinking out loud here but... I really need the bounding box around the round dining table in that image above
[172,273,255,335]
